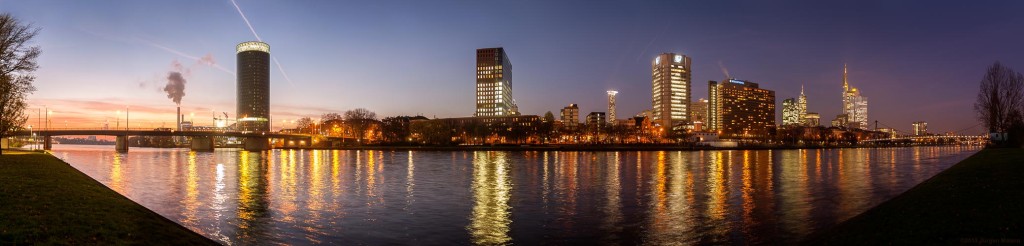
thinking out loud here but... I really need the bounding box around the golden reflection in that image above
[706,151,727,221]
[278,149,298,222]
[366,150,378,203]
[653,151,668,220]
[406,150,415,208]
[468,152,512,245]
[332,150,341,198]
[308,150,325,217]
[109,153,125,194]
[183,151,200,229]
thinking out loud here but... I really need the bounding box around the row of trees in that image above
[975,62,1024,147]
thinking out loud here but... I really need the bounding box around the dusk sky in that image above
[3,0,1023,133]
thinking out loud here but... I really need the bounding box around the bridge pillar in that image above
[190,136,215,152]
[43,136,52,150]
[243,137,270,152]
[115,135,129,153]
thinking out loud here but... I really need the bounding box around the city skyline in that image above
[4,1,1024,134]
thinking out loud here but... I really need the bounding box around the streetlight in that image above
[27,125,32,150]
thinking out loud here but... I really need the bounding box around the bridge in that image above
[9,128,312,152]
[861,134,988,143]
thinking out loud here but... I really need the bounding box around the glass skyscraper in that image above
[236,41,270,132]
[475,47,519,117]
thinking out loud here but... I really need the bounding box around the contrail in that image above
[230,0,262,42]
[229,0,295,86]
[137,38,235,75]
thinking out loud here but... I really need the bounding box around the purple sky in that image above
[3,0,1023,133]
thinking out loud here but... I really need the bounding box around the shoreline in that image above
[0,150,219,245]
[803,147,1024,244]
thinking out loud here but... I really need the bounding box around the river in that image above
[48,145,979,245]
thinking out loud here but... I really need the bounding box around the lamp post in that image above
[27,125,33,151]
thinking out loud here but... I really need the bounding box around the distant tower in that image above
[475,47,519,117]
[651,53,692,128]
[607,90,618,125]
[841,64,868,129]
[236,41,270,132]
[797,85,808,125]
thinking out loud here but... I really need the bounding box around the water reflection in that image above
[50,145,980,245]
[468,152,513,245]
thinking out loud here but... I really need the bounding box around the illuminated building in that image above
[586,112,606,128]
[831,114,848,128]
[841,64,869,129]
[878,128,898,138]
[475,47,519,117]
[651,53,692,128]
[913,121,928,136]
[607,91,618,125]
[708,79,776,138]
[804,112,820,126]
[797,85,808,125]
[236,41,270,132]
[560,104,580,129]
[782,98,800,126]
[690,98,709,131]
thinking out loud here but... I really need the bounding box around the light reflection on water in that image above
[50,145,979,245]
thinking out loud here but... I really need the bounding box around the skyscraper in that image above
[841,64,869,129]
[475,47,519,117]
[913,121,928,136]
[782,98,800,126]
[607,90,618,125]
[690,98,709,130]
[560,104,580,129]
[651,53,692,128]
[708,79,776,137]
[236,41,270,132]
[797,85,808,125]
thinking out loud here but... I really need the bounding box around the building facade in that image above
[586,112,606,128]
[913,121,928,136]
[475,47,519,117]
[236,41,271,132]
[607,90,618,125]
[841,64,869,129]
[797,85,808,125]
[708,79,776,138]
[782,98,801,126]
[651,53,692,128]
[804,112,820,126]
[690,98,709,131]
[560,104,580,129]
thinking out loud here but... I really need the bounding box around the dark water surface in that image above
[49,145,979,245]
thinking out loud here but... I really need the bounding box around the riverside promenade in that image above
[805,148,1024,244]
[0,150,217,245]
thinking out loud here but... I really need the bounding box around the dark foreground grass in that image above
[805,148,1024,245]
[0,150,218,245]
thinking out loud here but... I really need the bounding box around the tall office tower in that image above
[782,98,801,126]
[797,85,808,125]
[236,41,271,132]
[475,47,519,117]
[607,91,618,125]
[560,104,580,129]
[841,64,869,129]
[651,53,692,128]
[913,121,928,136]
[690,98,709,124]
[708,79,776,137]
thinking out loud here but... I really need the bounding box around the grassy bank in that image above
[805,148,1024,245]
[0,150,218,245]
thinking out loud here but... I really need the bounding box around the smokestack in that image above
[177,106,181,131]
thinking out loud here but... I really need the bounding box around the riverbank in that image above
[0,150,218,245]
[804,148,1024,245]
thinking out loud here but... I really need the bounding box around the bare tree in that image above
[320,112,343,123]
[974,61,1024,133]
[344,108,377,143]
[295,117,314,133]
[0,13,40,155]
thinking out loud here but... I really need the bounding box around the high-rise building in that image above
[651,53,692,128]
[913,121,928,136]
[607,91,618,125]
[782,98,801,126]
[560,104,580,129]
[841,64,868,129]
[475,47,519,117]
[236,41,270,132]
[586,112,606,128]
[708,79,776,137]
[690,98,709,130]
[797,85,808,125]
